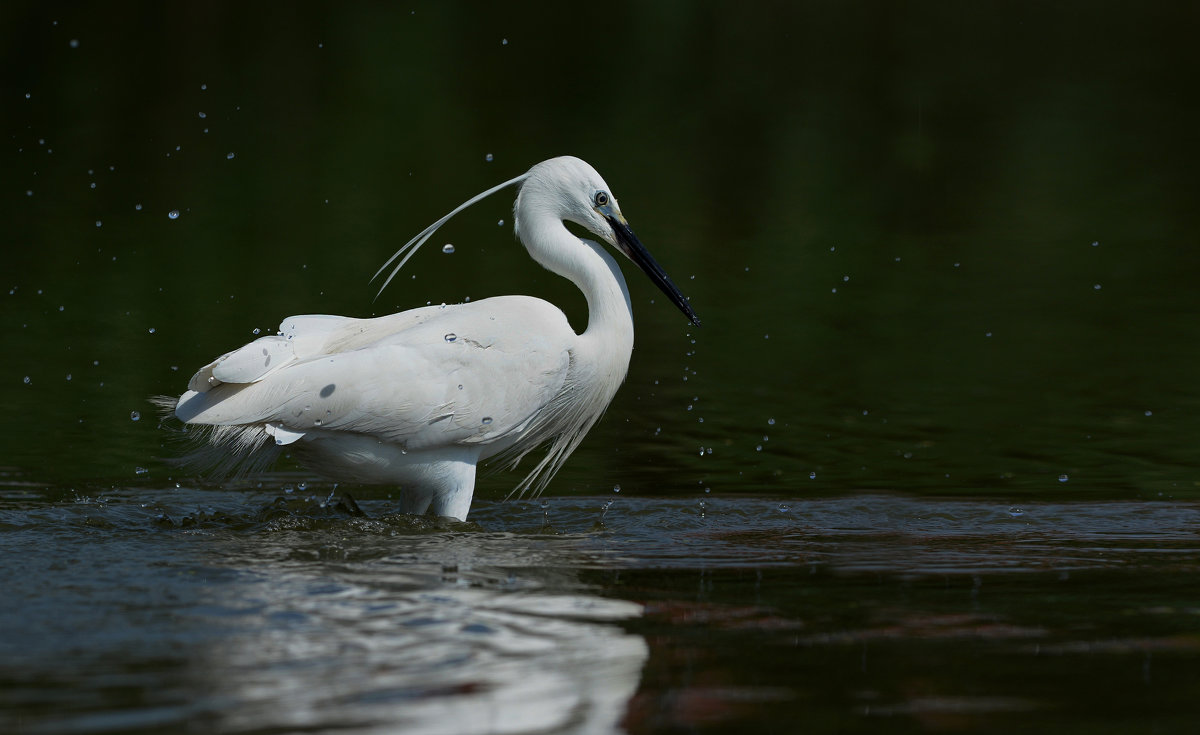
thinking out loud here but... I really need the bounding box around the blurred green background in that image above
[3,1,1199,500]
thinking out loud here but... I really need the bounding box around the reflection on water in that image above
[191,567,646,735]
[0,487,650,735]
[2,486,1199,733]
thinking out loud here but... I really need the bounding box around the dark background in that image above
[3,1,1199,500]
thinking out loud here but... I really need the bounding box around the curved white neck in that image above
[517,217,635,352]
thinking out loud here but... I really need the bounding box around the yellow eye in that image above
[594,191,609,207]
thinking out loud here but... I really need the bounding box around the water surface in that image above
[3,486,1198,733]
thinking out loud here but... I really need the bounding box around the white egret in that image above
[162,156,699,520]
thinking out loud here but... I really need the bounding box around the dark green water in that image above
[3,2,1200,733]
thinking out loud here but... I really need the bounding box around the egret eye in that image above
[594,191,609,207]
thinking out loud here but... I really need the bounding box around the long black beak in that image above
[606,214,701,327]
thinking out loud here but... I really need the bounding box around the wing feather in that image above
[174,297,574,454]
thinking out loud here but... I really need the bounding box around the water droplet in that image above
[1144,410,1153,417]
[613,484,621,493]
[809,472,817,480]
[298,482,307,491]
[442,243,455,254]
[985,331,993,337]
[135,203,143,211]
[767,418,776,425]
[23,376,31,385]
[66,374,72,381]
[95,220,102,227]
[168,209,179,220]
[1058,474,1069,483]
[481,416,493,425]
[704,487,711,494]
[1008,507,1025,517]
[252,327,261,335]
[501,38,508,46]
[226,152,235,160]
[1091,241,1099,247]
[444,333,457,342]
[69,39,79,48]
[148,327,156,334]
[497,219,505,226]
[25,190,32,197]
[778,504,790,513]
[198,111,207,119]
[135,466,149,475]
[485,153,494,162]
[755,445,763,452]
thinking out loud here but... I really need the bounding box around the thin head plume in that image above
[371,172,531,300]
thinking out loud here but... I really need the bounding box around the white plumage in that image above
[165,156,700,520]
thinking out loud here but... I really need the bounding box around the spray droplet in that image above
[485,153,494,162]
[130,411,141,421]
[226,152,235,160]
[148,327,156,334]
[442,243,455,254]
[444,333,457,342]
[1058,474,1069,483]
[135,466,149,475]
[613,484,621,494]
[168,209,180,220]
[481,416,493,425]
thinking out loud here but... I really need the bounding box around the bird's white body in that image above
[167,157,698,520]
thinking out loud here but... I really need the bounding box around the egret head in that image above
[375,156,700,327]
[518,156,701,327]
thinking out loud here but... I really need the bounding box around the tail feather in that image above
[151,395,283,479]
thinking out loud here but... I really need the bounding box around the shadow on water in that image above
[2,484,1199,733]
